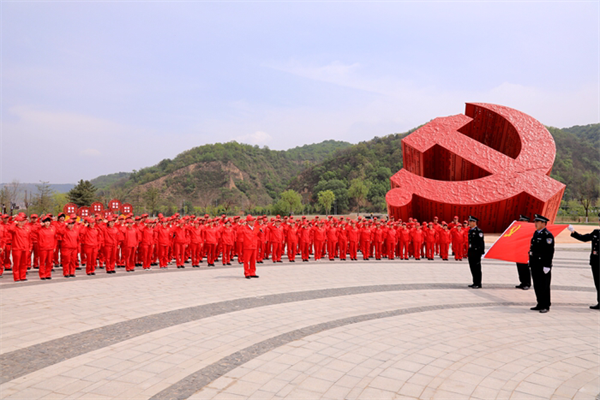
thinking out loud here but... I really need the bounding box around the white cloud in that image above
[234,131,273,145]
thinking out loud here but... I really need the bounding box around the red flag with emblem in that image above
[484,221,568,264]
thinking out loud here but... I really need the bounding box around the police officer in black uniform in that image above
[568,214,599,310]
[467,216,484,288]
[529,214,554,313]
[515,215,531,290]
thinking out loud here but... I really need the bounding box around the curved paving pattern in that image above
[0,248,597,399]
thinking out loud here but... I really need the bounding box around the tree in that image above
[0,179,21,215]
[52,192,69,216]
[576,173,600,222]
[279,189,303,215]
[313,179,349,213]
[144,187,161,216]
[348,178,369,214]
[67,180,98,207]
[28,181,55,215]
[317,190,335,215]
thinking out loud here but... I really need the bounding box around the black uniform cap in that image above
[468,216,479,222]
[533,214,549,223]
[518,215,530,222]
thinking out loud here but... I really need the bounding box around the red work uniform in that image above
[385,227,397,260]
[270,224,285,263]
[60,224,80,276]
[347,225,359,260]
[9,222,32,281]
[326,226,338,260]
[102,224,120,272]
[139,224,155,269]
[239,221,260,277]
[439,229,451,260]
[411,228,424,260]
[286,224,299,262]
[37,225,57,279]
[121,225,140,271]
[424,227,438,260]
[220,225,235,265]
[451,228,464,260]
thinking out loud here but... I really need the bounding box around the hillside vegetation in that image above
[90,123,598,216]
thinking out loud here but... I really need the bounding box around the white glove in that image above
[543,267,550,274]
[567,225,574,232]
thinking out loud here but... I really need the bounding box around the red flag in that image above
[484,221,567,264]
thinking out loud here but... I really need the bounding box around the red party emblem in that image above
[386,103,565,232]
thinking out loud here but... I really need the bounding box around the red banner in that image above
[484,221,568,264]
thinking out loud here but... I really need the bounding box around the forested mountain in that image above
[95,140,352,214]
[562,123,600,149]
[89,123,598,216]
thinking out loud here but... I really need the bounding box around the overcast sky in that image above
[2,1,598,184]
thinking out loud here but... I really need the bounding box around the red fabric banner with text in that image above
[484,221,568,264]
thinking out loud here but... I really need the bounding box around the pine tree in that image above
[67,180,98,207]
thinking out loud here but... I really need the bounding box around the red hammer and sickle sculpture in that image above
[386,103,565,232]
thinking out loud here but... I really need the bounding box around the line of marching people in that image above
[0,211,471,282]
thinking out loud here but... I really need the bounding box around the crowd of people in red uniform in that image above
[0,211,472,282]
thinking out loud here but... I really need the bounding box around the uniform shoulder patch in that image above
[546,238,553,244]
[479,233,483,237]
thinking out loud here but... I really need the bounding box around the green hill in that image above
[289,124,599,214]
[561,123,600,149]
[97,140,352,214]
[94,123,598,216]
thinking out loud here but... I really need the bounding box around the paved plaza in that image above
[0,245,598,399]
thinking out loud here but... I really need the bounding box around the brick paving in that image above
[0,247,597,399]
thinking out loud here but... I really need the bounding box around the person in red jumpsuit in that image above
[0,221,5,277]
[359,222,372,260]
[338,222,348,261]
[386,223,397,260]
[139,219,155,270]
[239,215,260,278]
[59,218,80,277]
[438,223,451,261]
[397,223,410,260]
[80,217,102,275]
[155,218,172,268]
[411,223,424,260]
[100,216,119,273]
[28,214,40,270]
[286,220,299,262]
[373,223,384,260]
[451,224,464,261]
[462,221,470,256]
[312,221,326,261]
[326,222,338,261]
[299,221,311,262]
[36,216,57,280]
[220,219,236,266]
[424,223,438,260]
[432,216,441,255]
[8,216,32,282]
[270,219,285,263]
[188,218,203,267]
[203,220,218,267]
[121,218,140,271]
[52,213,65,267]
[347,220,359,261]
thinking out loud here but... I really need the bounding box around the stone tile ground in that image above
[0,247,597,399]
